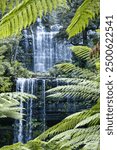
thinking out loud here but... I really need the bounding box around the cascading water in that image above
[32,18,72,72]
[14,78,73,143]
[42,79,46,131]
[16,78,25,143]
[14,18,72,143]
[14,78,36,143]
[24,30,29,51]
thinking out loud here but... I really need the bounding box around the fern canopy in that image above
[71,46,100,68]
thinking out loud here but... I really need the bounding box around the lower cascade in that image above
[14,78,37,143]
[13,78,77,143]
[13,78,58,143]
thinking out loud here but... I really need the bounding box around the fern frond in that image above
[75,113,100,128]
[0,0,23,15]
[0,0,7,14]
[0,92,36,119]
[66,0,100,38]
[53,63,98,80]
[47,82,99,101]
[47,126,99,150]
[0,0,67,39]
[56,78,99,86]
[71,46,100,67]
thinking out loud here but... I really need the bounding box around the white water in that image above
[17,78,25,143]
[31,19,72,72]
[14,78,36,143]
[42,79,46,131]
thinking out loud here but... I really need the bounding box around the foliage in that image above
[55,2,99,47]
[66,0,100,38]
[9,61,34,78]
[50,45,100,76]
[0,37,35,119]
[0,101,100,150]
[0,0,100,39]
[46,80,99,101]
[0,0,67,39]
[46,44,100,149]
[0,0,100,149]
[71,45,100,69]
[0,38,33,92]
[50,62,99,81]
[0,45,12,92]
[0,92,36,119]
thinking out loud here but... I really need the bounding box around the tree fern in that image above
[66,0,100,38]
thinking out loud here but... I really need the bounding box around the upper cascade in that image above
[30,18,72,72]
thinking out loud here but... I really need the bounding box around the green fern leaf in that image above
[66,0,100,38]
[0,0,67,39]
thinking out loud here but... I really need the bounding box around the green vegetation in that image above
[0,92,36,119]
[0,101,99,150]
[0,37,35,119]
[0,0,100,149]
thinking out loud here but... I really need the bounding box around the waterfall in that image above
[31,19,72,72]
[17,78,25,143]
[14,18,72,143]
[14,78,36,143]
[14,78,73,143]
[24,30,29,51]
[42,79,46,131]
